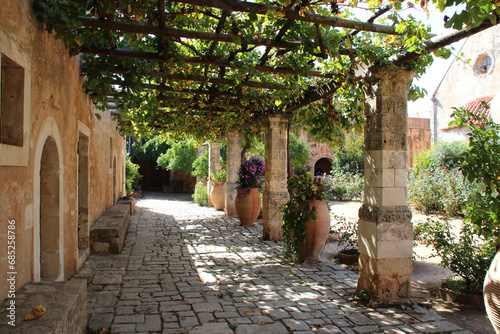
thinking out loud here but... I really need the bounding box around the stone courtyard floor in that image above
[77,192,476,334]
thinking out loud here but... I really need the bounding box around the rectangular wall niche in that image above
[1,54,24,147]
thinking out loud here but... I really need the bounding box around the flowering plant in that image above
[237,156,265,191]
[281,173,326,262]
[209,164,226,182]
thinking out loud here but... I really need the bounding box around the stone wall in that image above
[0,0,126,302]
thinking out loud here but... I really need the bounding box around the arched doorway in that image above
[39,137,61,280]
[314,157,333,176]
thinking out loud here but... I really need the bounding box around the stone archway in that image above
[313,157,333,176]
[33,117,64,282]
[39,137,61,280]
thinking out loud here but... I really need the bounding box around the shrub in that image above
[192,182,208,206]
[192,149,208,179]
[408,140,481,216]
[412,140,467,175]
[331,130,364,176]
[415,219,496,292]
[408,167,481,216]
[330,215,358,250]
[125,154,141,194]
[323,168,364,201]
[157,138,198,173]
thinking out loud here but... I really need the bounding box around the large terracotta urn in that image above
[298,200,331,264]
[235,188,261,227]
[484,250,500,333]
[210,182,225,211]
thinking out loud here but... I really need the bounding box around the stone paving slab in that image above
[76,192,473,334]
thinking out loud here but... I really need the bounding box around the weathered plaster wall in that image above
[434,25,500,142]
[0,0,126,302]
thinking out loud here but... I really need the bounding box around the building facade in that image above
[0,0,126,302]
[433,25,500,142]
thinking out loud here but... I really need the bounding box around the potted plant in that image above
[282,173,330,263]
[209,164,226,211]
[235,156,265,227]
[330,215,359,265]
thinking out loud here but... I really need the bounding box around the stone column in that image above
[263,114,290,240]
[357,65,415,302]
[207,142,221,207]
[225,132,241,216]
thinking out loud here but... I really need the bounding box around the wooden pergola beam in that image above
[392,20,496,65]
[109,79,270,99]
[78,16,301,49]
[81,47,336,78]
[113,68,286,90]
[169,0,399,35]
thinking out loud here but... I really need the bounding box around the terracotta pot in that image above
[337,248,359,265]
[235,188,261,227]
[438,284,483,307]
[210,182,225,211]
[297,200,331,264]
[485,251,500,331]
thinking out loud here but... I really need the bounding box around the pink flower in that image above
[442,166,446,169]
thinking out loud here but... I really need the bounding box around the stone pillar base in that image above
[357,254,412,301]
[357,204,413,302]
[225,182,237,216]
[263,191,289,240]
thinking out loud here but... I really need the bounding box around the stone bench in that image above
[0,279,87,334]
[117,197,135,215]
[90,204,130,253]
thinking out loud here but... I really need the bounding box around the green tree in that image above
[132,136,169,165]
[331,130,364,175]
[450,106,500,245]
[157,138,198,173]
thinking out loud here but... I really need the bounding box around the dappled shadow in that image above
[77,191,476,333]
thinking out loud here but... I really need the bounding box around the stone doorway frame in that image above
[33,117,65,282]
[77,121,90,267]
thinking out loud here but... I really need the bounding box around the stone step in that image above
[0,279,87,334]
[90,204,130,253]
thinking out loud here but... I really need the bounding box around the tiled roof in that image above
[441,95,493,132]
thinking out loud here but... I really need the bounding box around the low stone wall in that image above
[0,279,87,333]
[90,204,130,253]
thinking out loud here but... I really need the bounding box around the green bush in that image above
[412,140,467,175]
[408,167,482,216]
[415,219,495,292]
[323,168,364,201]
[408,141,482,216]
[192,182,208,206]
[192,149,209,179]
[125,154,141,194]
[157,138,198,173]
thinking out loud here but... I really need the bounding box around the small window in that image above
[474,52,495,77]
[1,54,24,146]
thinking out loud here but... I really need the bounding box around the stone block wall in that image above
[0,0,126,302]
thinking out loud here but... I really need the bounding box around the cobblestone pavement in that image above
[77,192,472,334]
